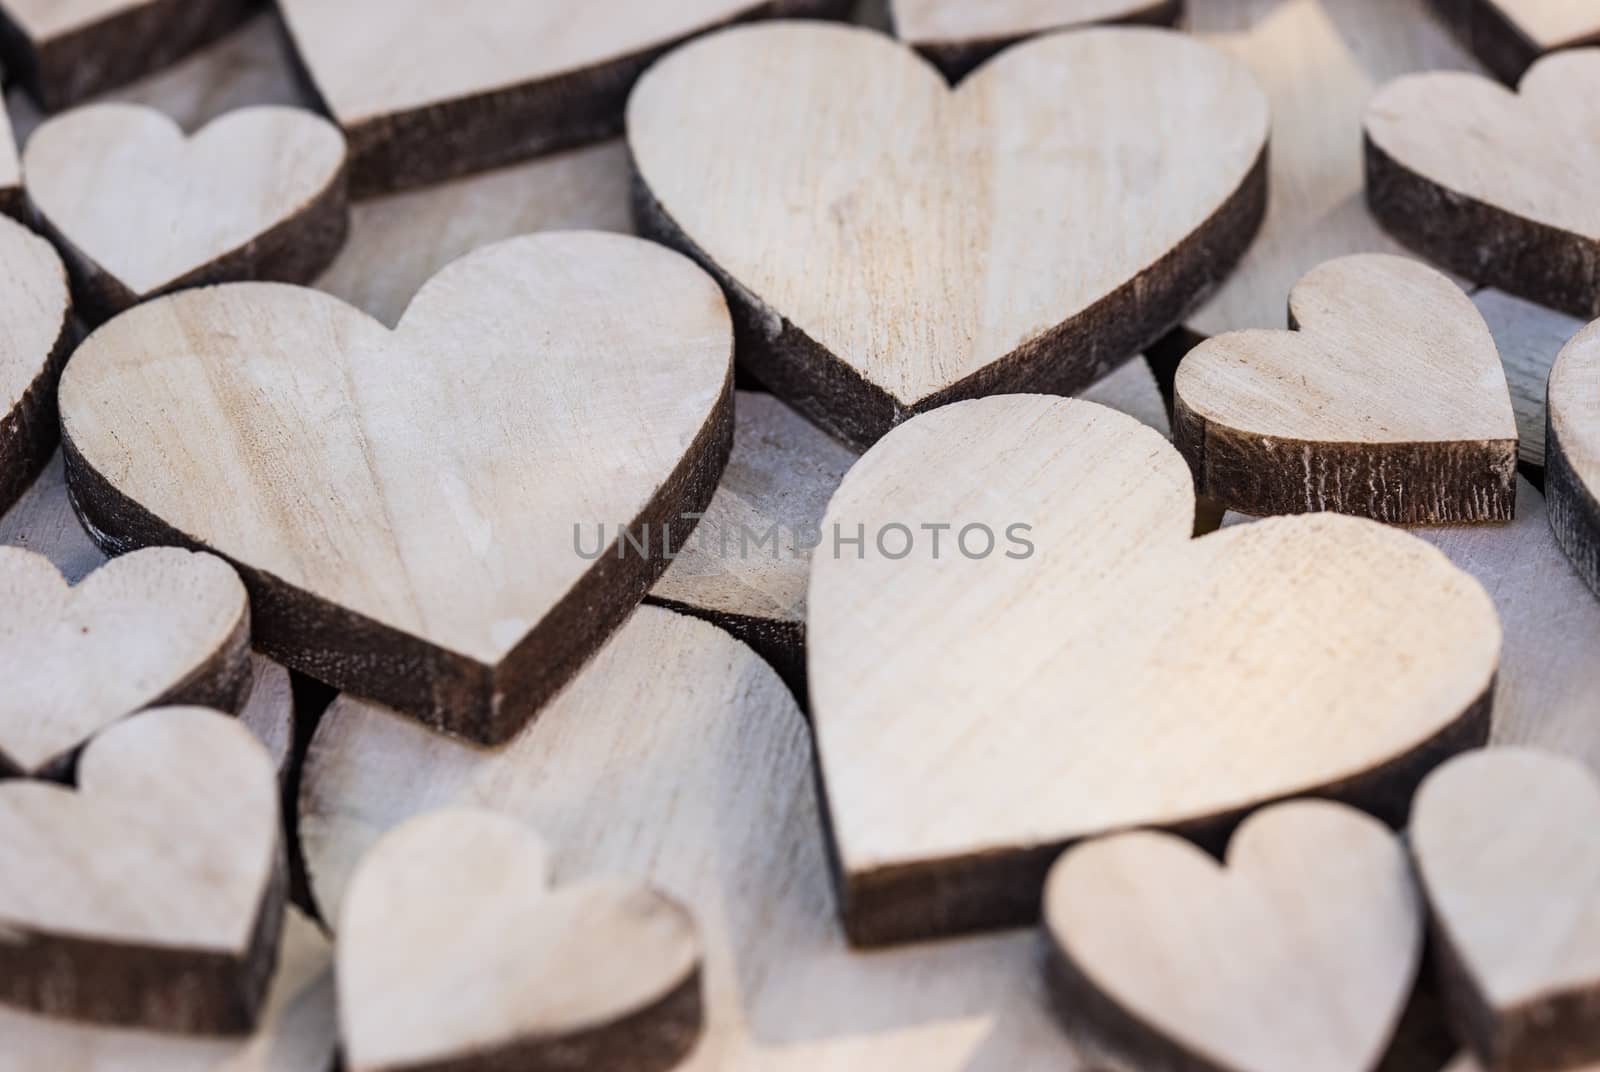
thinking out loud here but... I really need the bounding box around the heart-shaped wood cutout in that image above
[629,23,1268,448]
[0,216,73,517]
[276,0,852,196]
[809,395,1500,945]
[340,808,702,1072]
[0,545,249,777]
[23,103,349,324]
[1412,748,1600,1072]
[0,706,284,1034]
[1173,254,1519,524]
[1432,0,1600,82]
[889,0,1182,80]
[1365,49,1600,319]
[59,232,734,745]
[1044,800,1422,1072]
[1548,317,1600,600]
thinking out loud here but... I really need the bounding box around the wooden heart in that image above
[1044,800,1422,1072]
[59,232,734,745]
[1431,0,1600,82]
[276,0,852,195]
[629,23,1268,447]
[0,706,284,1034]
[339,809,702,1072]
[809,395,1500,945]
[1365,49,1600,319]
[889,0,1181,80]
[0,545,249,777]
[1548,318,1600,599]
[1412,748,1600,1072]
[0,216,73,517]
[1173,254,1518,524]
[23,103,349,323]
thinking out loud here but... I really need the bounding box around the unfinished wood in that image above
[0,906,335,1072]
[0,0,254,111]
[629,23,1268,448]
[0,706,284,1033]
[1548,318,1600,600]
[1366,50,1600,319]
[1412,748,1600,1072]
[810,395,1501,945]
[301,605,1084,1070]
[340,810,702,1072]
[889,0,1182,80]
[23,103,349,323]
[1045,801,1421,1072]
[59,232,734,745]
[0,545,250,777]
[1430,0,1600,82]
[1174,255,1518,524]
[0,216,73,519]
[1474,287,1584,470]
[276,0,854,196]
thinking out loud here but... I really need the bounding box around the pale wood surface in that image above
[809,396,1500,944]
[58,232,734,744]
[1548,318,1600,599]
[888,0,1181,78]
[0,215,73,516]
[1045,801,1421,1072]
[340,810,702,1072]
[629,22,1268,446]
[240,654,295,783]
[1473,287,1584,468]
[1430,0,1600,82]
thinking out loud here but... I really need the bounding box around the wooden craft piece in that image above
[888,0,1182,80]
[1173,254,1518,524]
[23,103,349,323]
[629,23,1268,448]
[0,0,254,111]
[0,216,73,519]
[1044,801,1421,1072]
[1474,287,1584,471]
[810,395,1500,945]
[59,232,734,745]
[0,906,336,1072]
[0,706,284,1033]
[340,810,702,1072]
[1365,49,1600,320]
[1411,748,1600,1072]
[1547,318,1600,600]
[1430,0,1600,83]
[0,545,250,777]
[275,0,853,196]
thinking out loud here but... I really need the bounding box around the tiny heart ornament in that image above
[0,214,72,516]
[1547,318,1600,599]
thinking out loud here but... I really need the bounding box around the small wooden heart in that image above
[0,706,284,1034]
[1548,318,1600,600]
[0,215,72,517]
[23,103,348,323]
[1412,748,1600,1072]
[629,22,1268,447]
[1174,254,1519,524]
[1431,0,1600,82]
[1366,49,1600,319]
[1045,800,1422,1072]
[0,545,249,777]
[59,232,734,744]
[889,0,1182,80]
[809,395,1501,945]
[339,809,702,1072]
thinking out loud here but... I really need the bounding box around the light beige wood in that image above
[0,545,250,777]
[0,214,73,517]
[0,706,284,1033]
[628,22,1268,446]
[1412,748,1600,1071]
[58,231,734,744]
[1044,800,1421,1072]
[809,395,1501,944]
[301,605,1084,1070]
[1547,318,1600,599]
[240,655,295,783]
[889,0,1181,78]
[1174,254,1518,524]
[1474,287,1584,468]
[340,809,702,1072]
[0,453,107,583]
[0,906,336,1072]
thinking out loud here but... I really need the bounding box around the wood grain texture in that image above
[340,810,703,1072]
[0,545,250,777]
[888,0,1182,80]
[1412,749,1600,1072]
[1174,255,1518,524]
[276,0,854,196]
[1045,801,1421,1072]
[58,232,734,745]
[23,103,349,323]
[1366,49,1600,319]
[810,395,1500,945]
[1547,317,1600,600]
[0,453,104,582]
[1473,287,1584,470]
[629,22,1268,448]
[1429,0,1600,82]
[0,706,285,1034]
[0,215,73,519]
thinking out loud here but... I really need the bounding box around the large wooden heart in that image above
[58,232,733,745]
[1548,317,1600,599]
[809,395,1501,945]
[629,23,1268,447]
[0,215,72,517]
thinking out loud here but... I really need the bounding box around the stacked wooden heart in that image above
[2,1,1600,1071]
